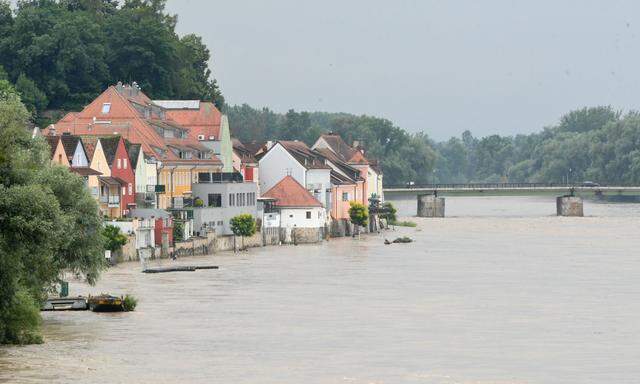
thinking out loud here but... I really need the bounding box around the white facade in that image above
[258,143,306,194]
[306,168,331,211]
[71,142,89,167]
[368,167,384,200]
[279,207,325,229]
[258,143,331,212]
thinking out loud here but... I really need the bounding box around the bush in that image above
[194,197,204,207]
[0,288,43,345]
[103,224,128,252]
[123,294,137,312]
[173,221,185,242]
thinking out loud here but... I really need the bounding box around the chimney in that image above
[353,140,360,148]
[48,124,57,136]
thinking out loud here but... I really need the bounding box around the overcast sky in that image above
[166,0,640,140]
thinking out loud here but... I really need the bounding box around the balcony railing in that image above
[99,195,120,207]
[197,172,243,183]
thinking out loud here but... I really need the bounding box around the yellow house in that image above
[46,136,70,167]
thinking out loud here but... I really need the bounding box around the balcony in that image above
[108,196,120,207]
[197,172,244,183]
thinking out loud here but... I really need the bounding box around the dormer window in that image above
[101,103,111,114]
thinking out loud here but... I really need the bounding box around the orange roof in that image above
[262,176,322,208]
[162,101,222,140]
[51,84,222,167]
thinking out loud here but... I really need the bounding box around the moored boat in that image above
[42,296,88,311]
[88,294,125,312]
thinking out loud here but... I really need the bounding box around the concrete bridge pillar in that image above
[556,196,583,217]
[417,194,445,217]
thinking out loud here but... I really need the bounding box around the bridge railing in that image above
[384,182,584,189]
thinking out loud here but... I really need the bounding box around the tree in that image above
[103,225,128,253]
[380,202,397,225]
[0,83,105,345]
[173,220,184,242]
[230,214,256,251]
[348,201,368,237]
[14,73,48,118]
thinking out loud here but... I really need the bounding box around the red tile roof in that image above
[49,85,222,167]
[262,176,322,208]
[162,101,222,140]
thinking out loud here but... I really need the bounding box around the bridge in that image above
[382,183,640,217]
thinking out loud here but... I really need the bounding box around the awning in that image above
[98,176,125,186]
[70,167,102,176]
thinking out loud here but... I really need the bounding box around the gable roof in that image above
[125,141,142,168]
[262,176,323,208]
[278,141,331,170]
[318,133,369,165]
[232,138,258,164]
[99,136,122,165]
[59,135,79,158]
[78,135,98,159]
[45,135,62,159]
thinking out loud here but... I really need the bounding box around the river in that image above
[1,196,639,384]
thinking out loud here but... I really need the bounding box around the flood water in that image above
[1,196,639,384]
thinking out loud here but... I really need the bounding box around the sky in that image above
[166,0,640,141]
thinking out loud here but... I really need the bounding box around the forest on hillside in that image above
[2,1,639,186]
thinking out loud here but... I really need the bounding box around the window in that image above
[306,211,311,219]
[123,158,128,169]
[236,193,242,206]
[217,220,223,226]
[208,193,222,207]
[58,154,62,163]
[117,158,121,169]
[128,183,133,195]
[229,193,235,206]
[101,103,111,114]
[122,186,126,196]
[342,192,349,201]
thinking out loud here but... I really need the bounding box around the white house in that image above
[262,176,325,243]
[258,141,332,211]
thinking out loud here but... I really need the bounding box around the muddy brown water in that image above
[1,196,639,384]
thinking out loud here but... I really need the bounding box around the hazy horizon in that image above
[171,2,638,140]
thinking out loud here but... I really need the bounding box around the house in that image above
[46,135,70,166]
[100,136,136,216]
[154,100,233,172]
[190,175,259,236]
[258,141,332,213]
[314,147,366,221]
[231,138,259,185]
[49,82,224,210]
[126,141,157,208]
[261,176,326,243]
[130,208,173,254]
[311,133,383,202]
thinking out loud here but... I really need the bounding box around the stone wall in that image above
[330,219,353,238]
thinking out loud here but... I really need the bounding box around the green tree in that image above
[103,225,128,253]
[230,214,256,251]
[0,83,105,345]
[348,201,368,237]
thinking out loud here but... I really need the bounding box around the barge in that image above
[88,295,125,312]
[42,297,88,311]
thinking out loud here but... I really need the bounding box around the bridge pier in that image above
[556,196,583,217]
[417,194,445,217]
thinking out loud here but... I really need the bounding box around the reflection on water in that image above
[1,197,640,384]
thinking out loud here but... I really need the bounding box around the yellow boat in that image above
[88,294,124,312]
